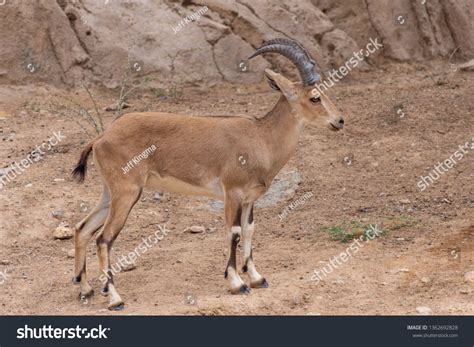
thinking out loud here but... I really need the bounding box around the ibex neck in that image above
[261,95,304,176]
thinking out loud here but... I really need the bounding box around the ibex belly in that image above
[145,171,224,200]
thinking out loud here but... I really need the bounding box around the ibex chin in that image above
[72,38,344,310]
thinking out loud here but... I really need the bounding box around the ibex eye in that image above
[310,96,321,103]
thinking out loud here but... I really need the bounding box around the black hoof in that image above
[101,287,109,296]
[239,284,251,294]
[251,278,269,289]
[79,290,94,300]
[72,276,81,285]
[108,303,125,311]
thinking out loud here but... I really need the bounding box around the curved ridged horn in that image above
[248,38,320,85]
[258,38,316,65]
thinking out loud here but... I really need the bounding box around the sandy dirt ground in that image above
[0,61,472,315]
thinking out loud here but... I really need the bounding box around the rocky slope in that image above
[0,0,472,88]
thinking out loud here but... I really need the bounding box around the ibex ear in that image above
[264,69,298,101]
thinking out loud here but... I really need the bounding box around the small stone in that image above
[53,226,73,240]
[105,102,132,111]
[421,277,431,284]
[53,178,65,182]
[186,225,205,234]
[399,199,411,204]
[396,237,405,241]
[416,306,432,315]
[390,268,410,274]
[52,208,65,219]
[120,263,136,272]
[0,260,11,265]
[153,192,162,201]
[460,288,469,294]
[0,167,13,176]
[67,249,75,258]
[464,271,474,283]
[25,183,33,188]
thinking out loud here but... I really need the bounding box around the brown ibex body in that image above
[73,38,344,310]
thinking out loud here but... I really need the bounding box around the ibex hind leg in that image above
[96,185,142,310]
[74,186,110,299]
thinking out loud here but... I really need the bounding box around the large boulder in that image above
[0,0,472,89]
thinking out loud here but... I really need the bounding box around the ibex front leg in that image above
[224,190,250,294]
[241,203,268,288]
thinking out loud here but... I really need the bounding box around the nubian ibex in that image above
[72,38,344,310]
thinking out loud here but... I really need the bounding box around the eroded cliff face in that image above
[0,0,472,88]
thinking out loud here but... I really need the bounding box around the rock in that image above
[416,306,432,315]
[209,169,301,211]
[0,167,14,176]
[120,262,136,272]
[457,58,474,71]
[390,268,410,274]
[320,28,366,69]
[1,0,472,91]
[53,226,73,240]
[421,277,431,284]
[399,199,411,204]
[186,225,205,234]
[0,260,11,265]
[105,102,132,112]
[464,271,474,283]
[153,192,162,201]
[459,288,469,294]
[67,249,75,258]
[52,208,65,219]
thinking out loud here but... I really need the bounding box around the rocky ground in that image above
[0,61,472,315]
